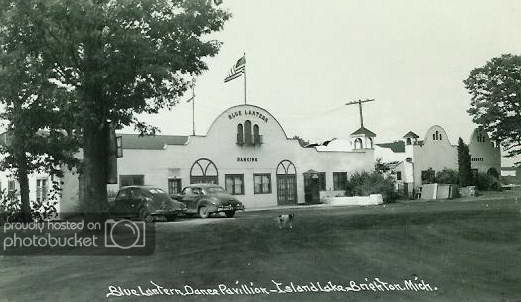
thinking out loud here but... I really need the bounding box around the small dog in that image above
[277,213,295,229]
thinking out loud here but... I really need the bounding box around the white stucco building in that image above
[374,125,501,196]
[57,104,376,211]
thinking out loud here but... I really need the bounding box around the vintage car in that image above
[172,184,245,218]
[110,186,187,222]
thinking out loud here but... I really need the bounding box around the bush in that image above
[435,169,459,184]
[421,168,436,184]
[474,172,501,191]
[0,189,58,224]
[345,171,398,203]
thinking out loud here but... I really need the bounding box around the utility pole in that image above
[345,99,375,128]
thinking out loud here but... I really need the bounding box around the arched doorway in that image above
[276,160,297,205]
[190,158,219,184]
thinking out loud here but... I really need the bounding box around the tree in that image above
[421,168,436,184]
[435,169,459,185]
[0,19,80,221]
[345,171,397,203]
[374,157,391,174]
[464,54,521,163]
[292,135,310,147]
[0,0,230,214]
[457,137,472,186]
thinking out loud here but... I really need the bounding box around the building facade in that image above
[59,104,375,210]
[375,125,501,196]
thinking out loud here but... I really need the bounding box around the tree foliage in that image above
[464,54,521,163]
[435,168,459,185]
[292,135,310,147]
[0,17,80,221]
[374,157,391,174]
[345,171,398,203]
[0,0,230,214]
[457,137,472,186]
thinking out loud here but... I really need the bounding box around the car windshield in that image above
[205,186,225,193]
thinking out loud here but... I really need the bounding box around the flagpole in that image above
[243,52,247,105]
[191,78,196,136]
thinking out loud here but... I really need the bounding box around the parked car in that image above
[110,186,187,222]
[172,184,245,218]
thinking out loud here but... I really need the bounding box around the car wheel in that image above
[224,210,235,218]
[198,206,210,219]
[139,208,154,223]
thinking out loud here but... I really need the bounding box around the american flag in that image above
[224,55,246,83]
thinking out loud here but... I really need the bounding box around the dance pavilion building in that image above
[61,104,376,210]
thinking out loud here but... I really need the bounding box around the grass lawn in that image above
[1,197,521,302]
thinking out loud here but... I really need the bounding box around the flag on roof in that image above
[224,55,246,83]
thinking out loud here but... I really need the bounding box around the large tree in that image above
[0,13,80,221]
[1,0,230,214]
[464,54,521,164]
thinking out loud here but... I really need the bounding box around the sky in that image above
[130,0,521,160]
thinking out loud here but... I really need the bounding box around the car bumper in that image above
[215,204,245,212]
[152,209,187,215]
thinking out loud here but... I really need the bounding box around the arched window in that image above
[406,138,412,145]
[190,158,218,184]
[276,160,297,205]
[432,133,436,140]
[354,138,363,149]
[435,131,439,140]
[439,134,442,140]
[253,124,260,145]
[276,160,297,175]
[368,137,373,149]
[244,120,252,145]
[236,124,244,145]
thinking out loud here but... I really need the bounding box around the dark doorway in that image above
[304,170,321,204]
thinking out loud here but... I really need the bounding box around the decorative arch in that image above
[425,125,452,145]
[276,160,297,205]
[190,158,219,184]
[276,160,296,175]
[368,137,374,149]
[354,138,363,149]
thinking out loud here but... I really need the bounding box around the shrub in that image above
[435,169,459,184]
[0,189,58,224]
[421,168,436,184]
[345,171,398,203]
[474,172,501,191]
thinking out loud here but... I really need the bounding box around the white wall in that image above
[412,125,458,186]
[468,129,501,174]
[100,104,375,209]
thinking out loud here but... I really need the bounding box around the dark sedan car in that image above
[110,186,187,222]
[172,184,245,218]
